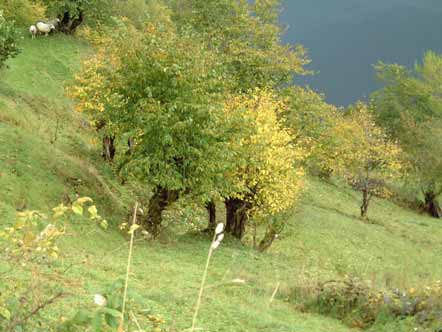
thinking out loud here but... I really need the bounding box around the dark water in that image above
[281,0,442,106]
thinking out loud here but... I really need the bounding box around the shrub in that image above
[0,197,106,331]
[0,0,47,26]
[290,277,442,331]
[0,11,20,69]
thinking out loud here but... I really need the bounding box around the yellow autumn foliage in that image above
[224,89,305,218]
[327,102,403,184]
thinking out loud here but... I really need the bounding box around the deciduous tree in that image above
[283,86,341,177]
[371,51,442,217]
[69,19,236,237]
[222,90,305,239]
[326,103,403,219]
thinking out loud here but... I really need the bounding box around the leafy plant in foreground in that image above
[0,197,106,331]
[0,11,20,69]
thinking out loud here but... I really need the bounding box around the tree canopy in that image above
[69,3,308,239]
[371,51,442,217]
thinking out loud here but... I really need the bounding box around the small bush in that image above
[113,0,150,29]
[290,277,442,331]
[0,0,47,26]
[0,11,20,69]
[0,197,106,331]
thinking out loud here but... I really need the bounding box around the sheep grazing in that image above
[29,25,37,39]
[46,18,61,31]
[36,21,56,36]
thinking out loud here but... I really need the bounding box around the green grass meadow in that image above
[1,34,442,332]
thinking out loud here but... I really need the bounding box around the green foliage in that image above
[58,278,168,332]
[58,279,125,332]
[112,0,151,29]
[372,51,442,206]
[292,277,442,331]
[0,0,47,26]
[41,0,115,26]
[283,86,341,176]
[69,2,310,237]
[70,20,235,205]
[0,198,105,331]
[0,11,20,69]
[168,0,310,92]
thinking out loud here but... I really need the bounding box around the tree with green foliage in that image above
[166,0,310,238]
[70,19,238,237]
[41,0,115,32]
[0,0,47,26]
[283,86,341,177]
[70,13,307,241]
[167,0,310,93]
[371,51,442,217]
[0,10,19,69]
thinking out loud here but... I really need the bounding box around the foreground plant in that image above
[0,10,20,69]
[293,277,442,331]
[190,223,225,332]
[118,202,139,332]
[57,203,167,332]
[0,197,106,331]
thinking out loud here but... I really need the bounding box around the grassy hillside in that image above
[1,35,442,332]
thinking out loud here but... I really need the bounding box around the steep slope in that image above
[0,35,130,223]
[1,35,442,332]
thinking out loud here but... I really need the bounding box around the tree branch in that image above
[7,292,66,331]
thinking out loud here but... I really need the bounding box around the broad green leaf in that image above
[72,204,83,216]
[100,307,122,318]
[0,307,11,320]
[88,205,99,220]
[99,220,108,230]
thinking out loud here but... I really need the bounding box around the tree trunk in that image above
[225,198,251,240]
[143,187,179,238]
[424,191,442,218]
[127,137,134,155]
[258,226,277,252]
[59,10,84,34]
[204,200,217,233]
[360,189,370,219]
[102,135,116,162]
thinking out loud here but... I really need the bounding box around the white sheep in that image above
[46,18,61,31]
[29,25,37,39]
[36,21,56,36]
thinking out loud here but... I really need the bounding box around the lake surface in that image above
[281,0,442,106]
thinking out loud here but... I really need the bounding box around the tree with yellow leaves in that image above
[221,90,305,243]
[325,102,403,219]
